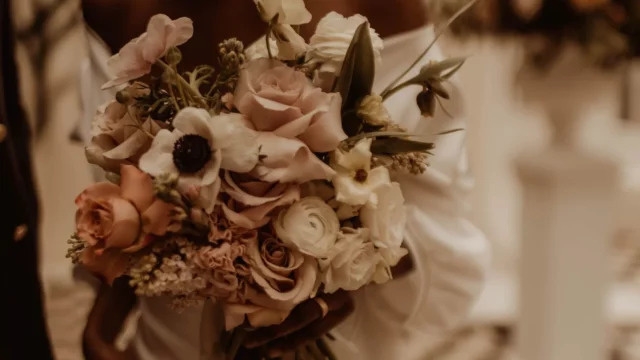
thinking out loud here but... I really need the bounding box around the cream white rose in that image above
[309,12,384,74]
[331,138,390,206]
[321,228,379,293]
[274,196,340,258]
[255,0,312,25]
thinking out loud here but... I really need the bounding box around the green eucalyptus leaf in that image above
[371,138,435,155]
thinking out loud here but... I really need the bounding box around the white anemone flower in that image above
[139,107,260,212]
[330,138,390,206]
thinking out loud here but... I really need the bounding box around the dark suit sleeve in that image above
[0,1,55,359]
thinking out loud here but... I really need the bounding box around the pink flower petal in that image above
[221,171,286,207]
[75,182,121,206]
[120,165,155,211]
[141,199,176,236]
[297,92,347,152]
[253,133,335,183]
[105,197,141,249]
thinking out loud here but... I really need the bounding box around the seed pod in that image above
[166,47,183,65]
[416,89,437,117]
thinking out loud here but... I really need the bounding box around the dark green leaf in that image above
[371,138,435,155]
[334,22,376,136]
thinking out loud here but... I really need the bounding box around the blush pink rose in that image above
[234,58,346,183]
[102,14,194,89]
[219,171,300,229]
[223,232,318,329]
[75,165,177,283]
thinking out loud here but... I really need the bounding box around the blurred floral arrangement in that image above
[66,0,471,358]
[432,0,640,69]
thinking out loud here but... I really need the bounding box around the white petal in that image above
[209,114,260,173]
[200,149,223,186]
[173,107,216,142]
[332,173,372,206]
[138,130,179,177]
[332,138,372,172]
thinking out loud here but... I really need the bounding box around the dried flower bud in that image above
[218,38,246,70]
[357,95,391,126]
[417,89,437,117]
[166,47,183,65]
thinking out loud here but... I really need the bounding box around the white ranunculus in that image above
[308,12,384,74]
[321,227,379,293]
[255,0,312,25]
[331,138,390,206]
[274,196,340,258]
[272,24,308,60]
[360,182,407,252]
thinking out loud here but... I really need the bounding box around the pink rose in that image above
[234,58,346,183]
[75,165,177,283]
[223,232,318,329]
[102,14,194,89]
[219,171,300,229]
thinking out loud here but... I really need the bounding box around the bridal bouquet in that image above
[67,0,467,358]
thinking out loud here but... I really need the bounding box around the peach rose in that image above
[234,58,346,183]
[76,165,177,283]
[219,171,301,229]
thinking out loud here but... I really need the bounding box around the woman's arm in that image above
[83,278,137,360]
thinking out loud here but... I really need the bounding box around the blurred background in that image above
[10,0,640,358]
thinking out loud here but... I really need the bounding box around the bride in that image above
[79,1,489,359]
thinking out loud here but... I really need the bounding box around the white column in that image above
[516,147,616,360]
[515,48,620,360]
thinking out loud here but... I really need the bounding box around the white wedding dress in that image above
[80,24,489,360]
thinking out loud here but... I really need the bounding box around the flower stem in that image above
[167,83,181,110]
[379,0,478,98]
[157,60,207,108]
[266,25,274,59]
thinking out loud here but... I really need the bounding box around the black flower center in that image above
[172,134,213,174]
[355,169,368,183]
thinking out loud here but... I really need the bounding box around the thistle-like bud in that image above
[416,88,437,117]
[219,38,246,70]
